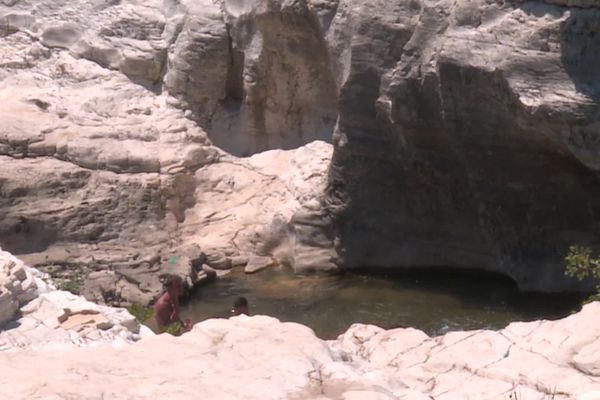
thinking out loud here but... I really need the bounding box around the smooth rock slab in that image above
[0,303,599,399]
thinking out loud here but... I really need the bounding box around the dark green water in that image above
[182,266,584,339]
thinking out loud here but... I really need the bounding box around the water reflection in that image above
[183,266,584,339]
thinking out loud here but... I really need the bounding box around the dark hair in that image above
[233,297,248,308]
[164,274,183,289]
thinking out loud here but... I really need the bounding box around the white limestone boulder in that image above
[331,301,600,399]
[0,248,40,326]
[178,140,333,263]
[0,288,147,351]
[1,304,599,399]
[0,248,149,351]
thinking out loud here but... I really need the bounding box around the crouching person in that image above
[154,275,192,334]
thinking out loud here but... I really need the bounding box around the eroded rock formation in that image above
[1,297,599,399]
[290,0,600,291]
[1,0,599,296]
[0,248,38,326]
[165,0,339,155]
[0,0,333,305]
[0,248,145,350]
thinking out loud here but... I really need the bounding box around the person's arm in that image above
[169,298,179,323]
[169,298,191,329]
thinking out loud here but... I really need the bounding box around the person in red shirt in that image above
[154,275,191,333]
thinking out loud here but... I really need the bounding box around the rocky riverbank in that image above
[0,248,148,351]
[1,0,599,395]
[1,249,599,399]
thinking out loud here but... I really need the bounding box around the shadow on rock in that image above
[559,7,600,101]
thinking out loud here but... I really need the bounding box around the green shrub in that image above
[126,304,184,335]
[57,277,83,295]
[565,245,600,302]
[159,321,183,336]
[127,303,155,324]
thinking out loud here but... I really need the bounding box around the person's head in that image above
[231,297,249,316]
[164,275,184,296]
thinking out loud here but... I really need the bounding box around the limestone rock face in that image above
[1,301,599,399]
[77,140,332,304]
[0,0,170,84]
[0,0,333,304]
[2,0,600,296]
[0,289,146,351]
[0,0,220,305]
[293,0,600,291]
[0,249,146,350]
[165,0,339,156]
[0,249,38,326]
[178,140,333,262]
[331,301,600,399]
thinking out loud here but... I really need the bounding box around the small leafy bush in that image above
[58,277,83,295]
[160,321,183,336]
[565,245,600,302]
[126,304,184,335]
[127,303,155,324]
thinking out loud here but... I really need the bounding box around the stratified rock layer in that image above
[0,0,220,305]
[0,0,333,304]
[1,302,599,399]
[165,0,339,155]
[2,0,600,295]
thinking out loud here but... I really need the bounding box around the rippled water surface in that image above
[183,266,584,339]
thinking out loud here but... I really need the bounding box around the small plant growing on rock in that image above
[565,245,600,302]
[57,276,83,295]
[160,321,184,336]
[126,304,184,335]
[127,303,154,324]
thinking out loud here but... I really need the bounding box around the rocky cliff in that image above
[290,0,600,291]
[1,0,599,296]
[0,0,333,304]
[164,0,339,156]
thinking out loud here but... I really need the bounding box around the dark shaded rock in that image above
[293,0,600,291]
